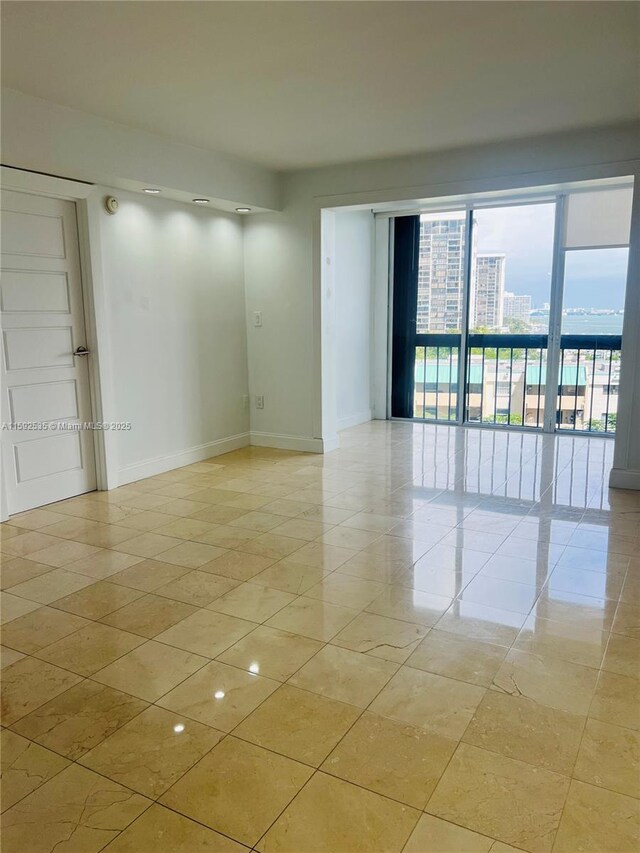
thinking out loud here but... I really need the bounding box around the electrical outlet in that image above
[253,311,263,327]
[255,395,265,409]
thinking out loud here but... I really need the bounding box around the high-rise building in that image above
[417,215,468,332]
[503,291,532,323]
[471,253,506,329]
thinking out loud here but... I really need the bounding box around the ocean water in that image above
[530,313,624,335]
[560,315,624,335]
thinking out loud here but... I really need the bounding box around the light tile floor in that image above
[1,421,639,852]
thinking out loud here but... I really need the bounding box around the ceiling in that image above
[2,1,638,171]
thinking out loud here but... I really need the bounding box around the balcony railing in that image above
[414,334,460,422]
[413,333,621,433]
[556,335,621,434]
[467,333,547,428]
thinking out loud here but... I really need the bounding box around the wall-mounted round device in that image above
[105,196,119,215]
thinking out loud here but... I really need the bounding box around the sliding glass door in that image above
[390,182,633,434]
[554,188,631,434]
[466,202,555,428]
[556,249,626,433]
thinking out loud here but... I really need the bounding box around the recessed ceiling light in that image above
[236,207,251,213]
[193,198,210,205]
[143,188,161,194]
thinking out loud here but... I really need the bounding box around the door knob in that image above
[74,346,90,357]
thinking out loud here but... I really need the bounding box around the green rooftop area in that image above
[415,362,587,386]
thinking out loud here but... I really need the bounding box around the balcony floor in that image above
[1,420,638,852]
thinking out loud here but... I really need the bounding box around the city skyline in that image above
[418,209,629,335]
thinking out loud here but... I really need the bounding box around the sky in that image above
[473,203,629,310]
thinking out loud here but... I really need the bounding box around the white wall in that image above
[243,196,324,450]
[334,210,373,430]
[91,189,250,483]
[243,121,640,457]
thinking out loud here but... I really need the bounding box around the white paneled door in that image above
[1,190,96,513]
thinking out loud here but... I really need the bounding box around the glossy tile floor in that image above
[1,421,639,853]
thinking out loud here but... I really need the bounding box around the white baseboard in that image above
[117,432,250,485]
[322,435,340,452]
[249,431,326,453]
[117,429,345,486]
[608,467,640,491]
[337,410,373,431]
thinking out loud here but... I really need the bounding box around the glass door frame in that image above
[543,194,567,432]
[456,208,473,425]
